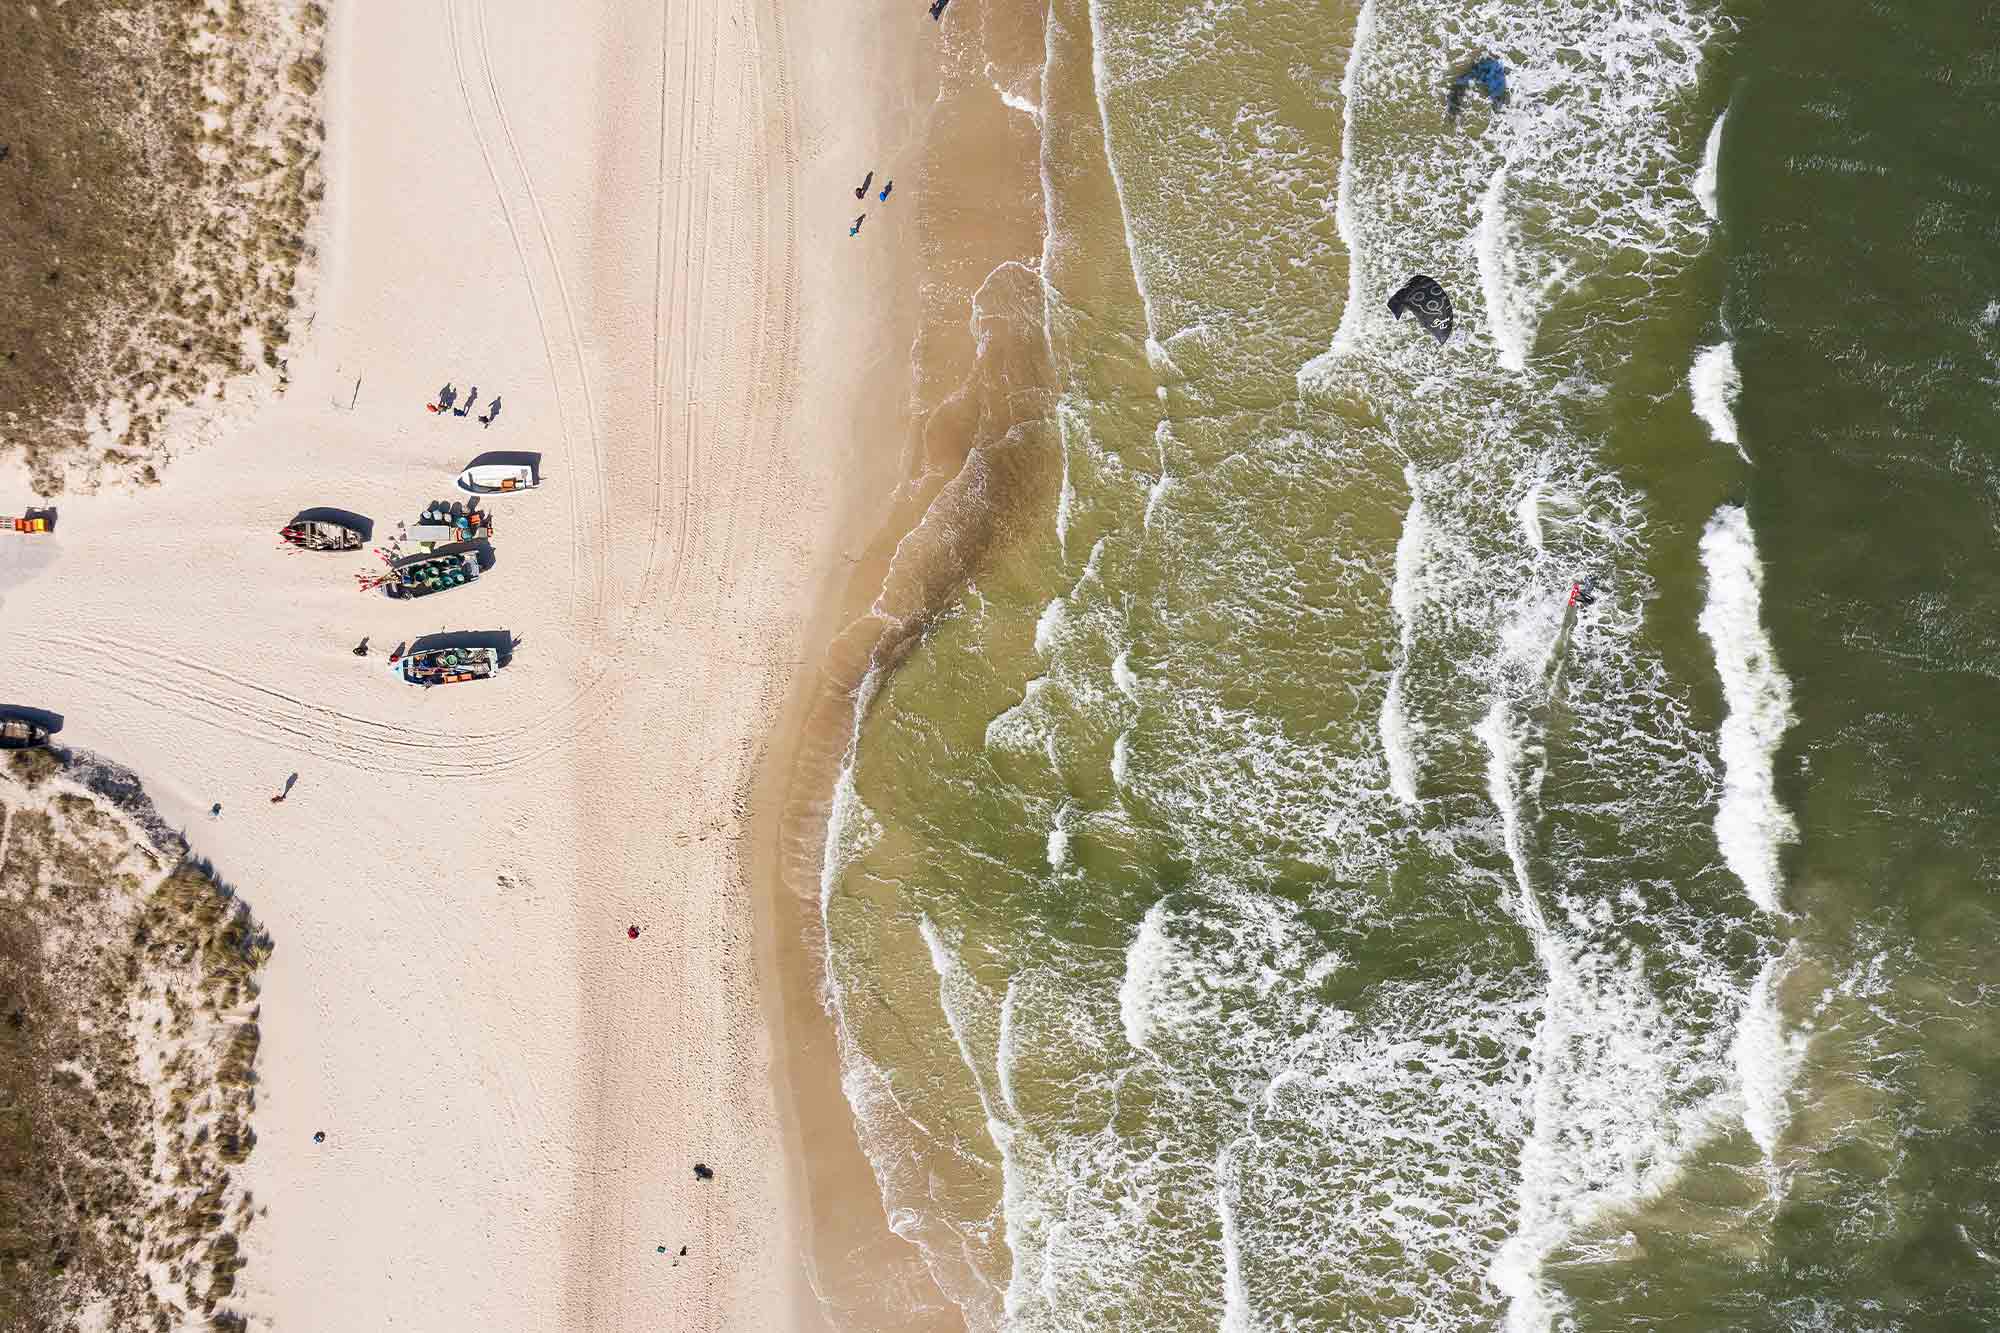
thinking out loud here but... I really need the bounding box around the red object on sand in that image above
[627,926,640,940]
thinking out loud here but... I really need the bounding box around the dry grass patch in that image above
[0,749,272,1327]
[0,0,329,495]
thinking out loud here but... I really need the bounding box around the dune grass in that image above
[0,750,273,1327]
[0,0,327,495]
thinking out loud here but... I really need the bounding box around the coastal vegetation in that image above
[0,749,271,1328]
[0,0,328,495]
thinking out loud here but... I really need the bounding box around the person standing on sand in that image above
[850,214,865,237]
[455,386,478,418]
[855,170,873,200]
[879,179,893,202]
[479,395,503,428]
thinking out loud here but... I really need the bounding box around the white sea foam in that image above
[1695,106,1728,221]
[1689,341,1746,461]
[1055,435,1073,561]
[1111,729,1131,786]
[1380,466,1426,805]
[1323,0,1378,365]
[992,70,1044,119]
[1731,951,1804,1190]
[1112,650,1138,702]
[1117,900,1170,1053]
[1034,597,1066,656]
[1476,166,1533,372]
[1046,816,1069,871]
[1698,505,1798,914]
[997,979,1023,1120]
[1216,1148,1252,1333]
[1516,481,1544,554]
[1143,473,1174,531]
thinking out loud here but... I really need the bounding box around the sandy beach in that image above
[0,0,939,1325]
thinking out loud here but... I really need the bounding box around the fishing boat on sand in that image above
[398,645,500,686]
[280,509,368,551]
[383,542,482,599]
[457,463,537,494]
[407,499,494,548]
[0,711,50,750]
[455,450,542,496]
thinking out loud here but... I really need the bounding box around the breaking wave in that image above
[1698,504,1798,914]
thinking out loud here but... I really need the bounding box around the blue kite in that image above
[1448,57,1509,118]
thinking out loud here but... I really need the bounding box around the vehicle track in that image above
[443,0,586,614]
[471,1,616,623]
[36,629,629,779]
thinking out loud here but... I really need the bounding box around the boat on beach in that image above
[407,500,494,548]
[384,542,482,599]
[397,645,500,686]
[455,450,542,495]
[0,711,51,750]
[456,464,537,495]
[280,509,369,551]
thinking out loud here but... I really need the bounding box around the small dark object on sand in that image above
[849,214,865,237]
[313,1130,326,1143]
[855,170,873,200]
[930,0,949,19]
[211,803,222,817]
[353,636,370,657]
[693,1163,714,1181]
[0,145,10,163]
[627,925,641,940]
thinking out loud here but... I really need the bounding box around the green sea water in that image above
[820,0,2000,1327]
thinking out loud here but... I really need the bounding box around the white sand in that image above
[0,0,927,1326]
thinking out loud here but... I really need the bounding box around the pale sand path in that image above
[0,0,929,1326]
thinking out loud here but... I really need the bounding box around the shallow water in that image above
[819,0,2000,1327]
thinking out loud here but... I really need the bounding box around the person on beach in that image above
[210,802,222,818]
[855,170,873,200]
[479,395,503,428]
[878,179,894,202]
[455,387,478,418]
[435,382,457,414]
[850,214,865,237]
[930,0,950,21]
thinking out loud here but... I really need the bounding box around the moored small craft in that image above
[398,645,499,686]
[384,542,482,599]
[0,711,51,750]
[8,507,57,534]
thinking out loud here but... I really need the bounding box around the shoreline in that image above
[756,0,1063,1324]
